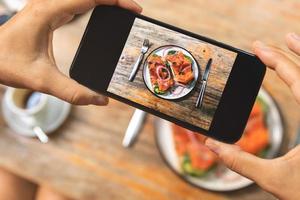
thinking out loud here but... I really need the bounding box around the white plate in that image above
[155,88,283,191]
[2,95,71,137]
[143,45,199,100]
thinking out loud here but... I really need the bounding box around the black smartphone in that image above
[70,6,266,143]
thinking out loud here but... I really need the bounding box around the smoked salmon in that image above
[172,99,270,177]
[166,51,194,84]
[148,55,174,94]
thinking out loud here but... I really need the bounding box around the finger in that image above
[96,0,142,13]
[205,138,270,185]
[41,70,108,106]
[286,33,300,56]
[253,41,300,87]
[282,47,300,67]
[61,0,142,15]
[253,41,300,103]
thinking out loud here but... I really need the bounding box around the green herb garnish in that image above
[165,61,170,67]
[257,145,270,158]
[184,55,193,63]
[181,154,214,177]
[256,96,269,114]
[153,85,166,95]
[167,50,177,55]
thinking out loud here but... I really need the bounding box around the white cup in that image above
[4,87,48,126]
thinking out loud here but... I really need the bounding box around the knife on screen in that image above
[196,58,213,109]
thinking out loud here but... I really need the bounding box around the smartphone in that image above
[70,6,266,143]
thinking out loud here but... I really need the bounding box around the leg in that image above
[0,167,37,200]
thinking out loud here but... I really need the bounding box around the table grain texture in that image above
[0,0,300,200]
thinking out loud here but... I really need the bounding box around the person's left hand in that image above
[0,0,142,105]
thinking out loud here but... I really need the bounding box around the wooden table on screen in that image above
[0,0,299,200]
[108,18,237,130]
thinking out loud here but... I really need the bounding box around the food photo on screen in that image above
[108,18,237,131]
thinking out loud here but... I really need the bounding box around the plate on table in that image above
[143,45,200,100]
[154,88,284,191]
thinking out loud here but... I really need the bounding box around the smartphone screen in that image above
[70,6,265,143]
[107,17,237,131]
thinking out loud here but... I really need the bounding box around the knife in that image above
[196,58,213,108]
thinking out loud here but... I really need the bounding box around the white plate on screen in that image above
[143,45,200,100]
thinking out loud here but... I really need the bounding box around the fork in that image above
[129,39,150,81]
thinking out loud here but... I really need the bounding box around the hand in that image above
[0,0,142,105]
[205,33,300,200]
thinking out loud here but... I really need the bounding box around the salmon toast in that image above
[172,99,270,177]
[147,54,174,94]
[166,51,195,85]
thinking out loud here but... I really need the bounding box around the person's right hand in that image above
[205,33,300,200]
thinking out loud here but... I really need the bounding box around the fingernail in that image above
[290,33,300,41]
[93,96,109,106]
[205,139,221,155]
[132,1,143,13]
[136,4,143,13]
[253,41,269,51]
[137,6,143,13]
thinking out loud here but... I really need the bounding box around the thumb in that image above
[41,71,108,106]
[205,138,270,184]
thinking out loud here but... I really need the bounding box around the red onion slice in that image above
[172,86,185,96]
[156,65,171,81]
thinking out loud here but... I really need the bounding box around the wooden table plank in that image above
[0,0,299,200]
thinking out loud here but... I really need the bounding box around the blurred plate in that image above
[143,45,200,100]
[154,88,283,191]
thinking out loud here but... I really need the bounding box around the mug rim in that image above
[5,87,48,116]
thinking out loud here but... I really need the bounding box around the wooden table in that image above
[0,0,300,199]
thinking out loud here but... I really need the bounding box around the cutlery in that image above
[196,58,213,108]
[20,116,49,143]
[122,109,147,148]
[129,39,150,82]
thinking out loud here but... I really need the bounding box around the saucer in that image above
[2,95,72,137]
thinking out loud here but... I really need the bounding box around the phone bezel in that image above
[69,6,266,143]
